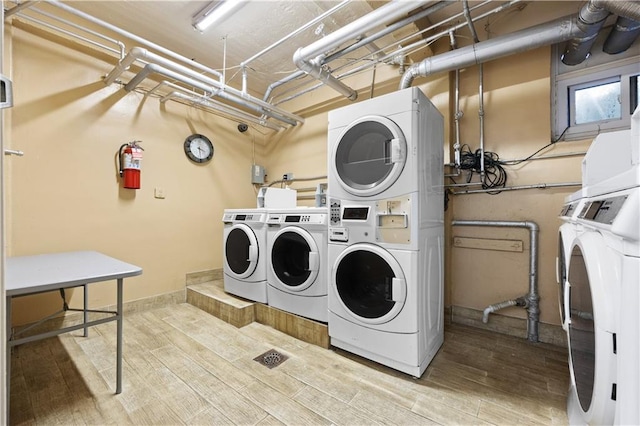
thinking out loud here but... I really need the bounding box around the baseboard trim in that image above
[186,269,223,285]
[446,305,567,347]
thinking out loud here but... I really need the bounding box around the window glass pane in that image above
[574,81,621,124]
[633,75,639,112]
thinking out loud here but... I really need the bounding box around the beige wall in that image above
[6,2,596,329]
[7,27,262,325]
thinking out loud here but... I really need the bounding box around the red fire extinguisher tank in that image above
[119,141,143,189]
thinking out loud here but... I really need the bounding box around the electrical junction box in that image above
[251,164,265,184]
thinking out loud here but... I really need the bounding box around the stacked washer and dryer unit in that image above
[557,106,639,425]
[326,87,445,377]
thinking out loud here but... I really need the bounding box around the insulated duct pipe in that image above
[603,16,640,54]
[104,47,303,126]
[265,1,451,102]
[561,1,610,65]
[294,0,428,101]
[590,0,640,22]
[451,220,540,342]
[400,15,584,88]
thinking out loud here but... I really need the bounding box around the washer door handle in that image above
[391,277,405,302]
[247,244,258,262]
[307,251,319,271]
[384,138,404,165]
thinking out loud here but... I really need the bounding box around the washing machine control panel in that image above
[266,213,326,225]
[330,199,341,225]
[578,195,628,224]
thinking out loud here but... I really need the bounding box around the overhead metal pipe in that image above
[5,1,39,18]
[452,220,540,342]
[263,0,452,102]
[603,16,640,54]
[591,0,640,22]
[400,15,584,88]
[105,47,303,125]
[561,1,610,65]
[294,0,428,100]
[124,63,298,126]
[161,92,283,131]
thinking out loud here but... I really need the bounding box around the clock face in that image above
[184,134,214,163]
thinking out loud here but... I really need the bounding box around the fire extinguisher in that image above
[118,141,143,189]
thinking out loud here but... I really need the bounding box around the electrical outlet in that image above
[154,187,166,199]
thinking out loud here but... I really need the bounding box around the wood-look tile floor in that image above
[9,303,570,425]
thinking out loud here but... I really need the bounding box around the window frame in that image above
[551,32,639,142]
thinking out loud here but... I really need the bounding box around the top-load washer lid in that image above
[332,243,406,324]
[333,115,407,197]
[225,224,260,279]
[270,227,319,291]
[566,231,617,424]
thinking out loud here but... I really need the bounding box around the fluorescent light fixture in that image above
[192,0,244,32]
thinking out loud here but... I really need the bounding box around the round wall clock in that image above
[184,134,214,163]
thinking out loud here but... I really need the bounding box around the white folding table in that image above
[5,251,142,421]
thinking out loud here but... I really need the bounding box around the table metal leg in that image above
[116,278,123,394]
[6,295,12,424]
[83,284,88,337]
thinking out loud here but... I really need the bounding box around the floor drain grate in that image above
[253,349,288,369]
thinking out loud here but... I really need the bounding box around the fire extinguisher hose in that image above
[118,143,128,177]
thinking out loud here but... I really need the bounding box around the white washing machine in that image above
[222,209,268,303]
[557,190,587,332]
[327,86,443,202]
[562,109,639,425]
[327,227,444,378]
[265,207,328,322]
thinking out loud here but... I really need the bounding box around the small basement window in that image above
[552,26,640,142]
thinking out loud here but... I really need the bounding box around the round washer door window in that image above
[333,243,406,324]
[270,227,319,291]
[225,224,259,279]
[333,116,407,197]
[566,232,617,422]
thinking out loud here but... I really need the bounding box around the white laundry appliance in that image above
[222,209,268,303]
[562,108,640,425]
[265,207,328,322]
[326,87,444,377]
[557,190,587,331]
[327,86,443,202]
[327,202,444,377]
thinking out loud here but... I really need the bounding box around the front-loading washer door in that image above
[566,232,617,424]
[557,229,569,328]
[333,116,407,197]
[270,227,318,291]
[225,223,259,279]
[333,243,406,325]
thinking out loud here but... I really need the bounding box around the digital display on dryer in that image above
[285,215,301,223]
[342,207,369,220]
[235,214,247,221]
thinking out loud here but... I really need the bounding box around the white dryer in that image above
[327,87,443,202]
[222,209,268,303]
[265,207,328,322]
[562,109,640,425]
